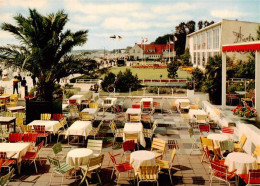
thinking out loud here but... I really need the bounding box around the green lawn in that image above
[104,66,191,79]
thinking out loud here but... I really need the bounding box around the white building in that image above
[186,19,260,69]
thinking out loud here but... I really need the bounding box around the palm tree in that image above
[0,9,88,101]
[198,21,203,30]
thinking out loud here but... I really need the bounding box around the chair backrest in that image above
[0,168,14,185]
[188,127,194,138]
[69,99,77,105]
[248,169,260,184]
[104,99,112,105]
[180,102,190,108]
[80,112,92,121]
[87,154,104,169]
[139,166,159,180]
[152,123,157,132]
[87,139,103,154]
[219,140,234,152]
[125,133,138,141]
[245,92,254,98]
[10,94,18,102]
[222,126,234,134]
[200,137,214,150]
[141,114,151,121]
[190,104,199,109]
[153,102,160,107]
[122,140,135,152]
[52,113,63,121]
[40,113,51,120]
[2,112,12,117]
[0,159,2,170]
[33,125,45,133]
[143,101,151,108]
[21,125,32,133]
[0,152,7,160]
[151,138,166,154]
[23,133,38,143]
[210,161,230,181]
[52,143,63,155]
[129,115,140,122]
[253,145,260,157]
[89,103,98,108]
[15,112,25,118]
[197,115,207,121]
[47,156,60,168]
[9,133,23,142]
[239,133,247,148]
[132,104,140,109]
[60,118,67,128]
[198,124,210,133]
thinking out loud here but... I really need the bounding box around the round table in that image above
[207,133,229,147]
[224,152,257,174]
[130,150,156,172]
[66,148,93,168]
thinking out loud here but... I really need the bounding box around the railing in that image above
[75,79,99,84]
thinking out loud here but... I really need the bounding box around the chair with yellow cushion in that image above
[253,145,260,168]
[79,112,93,121]
[129,115,140,122]
[2,112,13,117]
[200,137,220,163]
[89,103,98,109]
[155,148,177,184]
[40,113,51,120]
[151,138,166,160]
[234,133,247,152]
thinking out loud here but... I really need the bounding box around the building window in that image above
[197,52,200,65]
[202,32,206,49]
[202,52,205,66]
[213,28,219,49]
[197,35,200,50]
[193,36,196,50]
[193,53,196,65]
[207,31,211,49]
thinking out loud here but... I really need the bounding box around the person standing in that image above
[21,77,27,97]
[17,73,22,87]
[13,76,19,94]
[31,75,36,86]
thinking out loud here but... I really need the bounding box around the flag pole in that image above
[168,38,170,63]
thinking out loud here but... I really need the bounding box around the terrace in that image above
[0,94,259,186]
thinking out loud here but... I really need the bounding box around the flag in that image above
[118,35,122,40]
[141,38,144,44]
[110,35,116,40]
[144,38,148,43]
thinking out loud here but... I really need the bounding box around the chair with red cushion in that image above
[198,124,210,135]
[33,125,50,145]
[8,133,23,142]
[209,160,237,186]
[22,140,44,173]
[240,169,260,185]
[52,113,64,121]
[69,99,77,105]
[142,101,151,111]
[132,104,140,109]
[0,152,17,172]
[23,133,38,144]
[108,152,133,185]
[122,140,135,161]
[222,126,234,134]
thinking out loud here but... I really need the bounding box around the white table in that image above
[130,150,156,173]
[7,106,25,112]
[0,116,16,132]
[123,122,146,147]
[0,142,31,174]
[126,108,142,121]
[224,152,257,174]
[81,108,98,115]
[62,104,69,110]
[69,95,84,104]
[28,120,61,134]
[66,148,93,168]
[66,121,92,139]
[207,133,230,147]
[175,98,190,105]
[103,98,117,107]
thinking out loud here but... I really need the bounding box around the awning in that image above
[222,42,260,52]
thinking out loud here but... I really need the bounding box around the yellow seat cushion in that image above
[156,159,169,169]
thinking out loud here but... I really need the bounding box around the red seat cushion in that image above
[214,171,236,181]
[116,162,133,172]
[240,173,260,184]
[2,159,16,166]
[22,152,37,159]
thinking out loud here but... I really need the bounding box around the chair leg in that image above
[50,170,54,185]
[61,174,64,186]
[34,159,38,173]
[168,169,173,185]
[117,173,120,185]
[96,170,102,186]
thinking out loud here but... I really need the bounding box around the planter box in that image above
[26,99,62,124]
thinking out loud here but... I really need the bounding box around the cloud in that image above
[72,14,101,24]
[65,0,141,15]
[0,13,15,24]
[131,12,155,20]
[151,3,193,14]
[1,0,48,9]
[101,17,150,30]
[211,10,248,18]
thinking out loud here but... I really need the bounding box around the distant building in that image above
[129,43,175,60]
[186,19,260,69]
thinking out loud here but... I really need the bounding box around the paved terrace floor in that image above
[6,112,240,186]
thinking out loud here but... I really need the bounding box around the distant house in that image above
[186,19,260,69]
[129,43,175,60]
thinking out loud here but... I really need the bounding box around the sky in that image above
[0,0,259,50]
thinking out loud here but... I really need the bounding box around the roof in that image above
[137,44,174,54]
[222,41,260,52]
[187,21,221,37]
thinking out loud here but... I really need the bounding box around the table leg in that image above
[13,120,16,133]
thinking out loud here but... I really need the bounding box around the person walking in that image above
[13,76,19,94]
